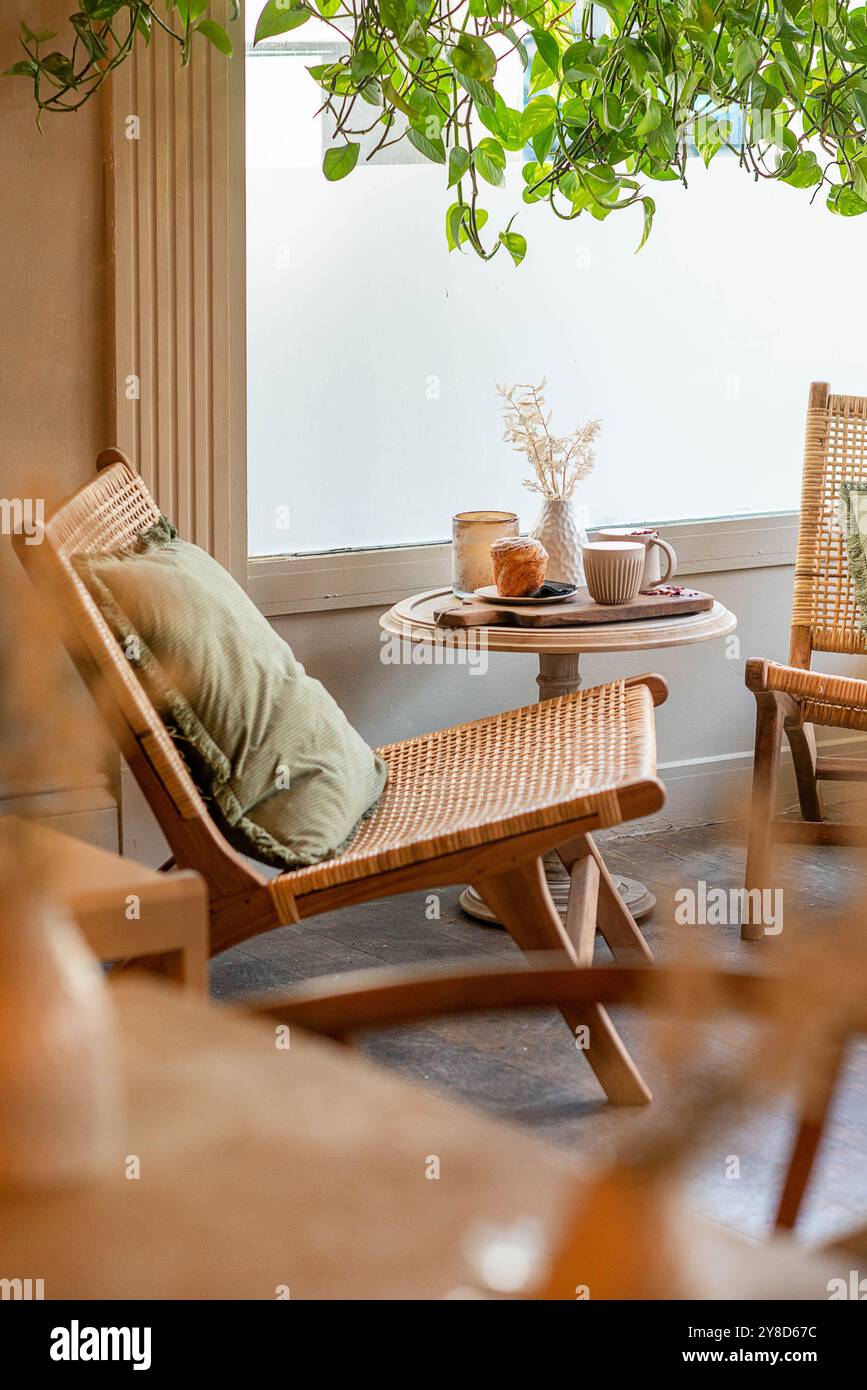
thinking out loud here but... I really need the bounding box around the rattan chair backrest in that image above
[14,456,257,894]
[791,382,867,663]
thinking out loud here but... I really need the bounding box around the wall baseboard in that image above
[609,733,867,838]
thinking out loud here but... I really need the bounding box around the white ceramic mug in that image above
[581,541,645,606]
[594,527,677,589]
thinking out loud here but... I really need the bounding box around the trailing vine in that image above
[8,2,867,261]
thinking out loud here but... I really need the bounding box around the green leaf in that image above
[448,145,470,187]
[646,110,676,162]
[734,35,762,87]
[379,0,409,34]
[696,118,727,167]
[407,125,446,163]
[4,59,39,77]
[827,184,867,215]
[445,202,489,250]
[780,150,823,188]
[528,47,555,97]
[446,201,469,250]
[532,125,554,162]
[636,98,662,137]
[851,90,867,127]
[561,40,601,83]
[350,49,379,84]
[322,142,360,180]
[177,0,210,21]
[195,19,233,55]
[811,0,832,24]
[635,195,655,252]
[521,160,549,203]
[456,72,497,110]
[499,229,527,265]
[254,1,310,44]
[308,60,353,95]
[478,94,524,150]
[401,20,428,60]
[519,94,557,142]
[80,0,125,19]
[621,37,649,83]
[531,28,560,79]
[39,51,77,85]
[474,136,506,186]
[70,14,107,61]
[450,33,497,82]
[382,77,415,117]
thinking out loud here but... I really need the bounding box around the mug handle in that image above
[646,538,677,588]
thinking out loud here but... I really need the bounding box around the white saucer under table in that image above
[380,588,738,925]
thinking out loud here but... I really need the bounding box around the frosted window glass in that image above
[246,43,867,558]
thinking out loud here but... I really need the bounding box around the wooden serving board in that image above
[434,587,714,630]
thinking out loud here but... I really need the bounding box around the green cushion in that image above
[75,520,387,870]
[840,481,867,633]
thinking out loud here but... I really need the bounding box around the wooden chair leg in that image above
[742,693,784,942]
[775,1036,846,1231]
[565,852,599,966]
[558,835,653,964]
[785,719,824,822]
[475,858,651,1106]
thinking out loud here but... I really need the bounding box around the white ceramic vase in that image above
[0,891,124,1190]
[530,497,588,586]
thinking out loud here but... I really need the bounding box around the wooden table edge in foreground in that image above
[0,975,841,1301]
[380,591,738,924]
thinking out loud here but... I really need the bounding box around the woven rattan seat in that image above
[17,454,667,1105]
[743,384,867,939]
[283,681,656,896]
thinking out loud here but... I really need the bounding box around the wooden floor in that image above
[210,818,867,1247]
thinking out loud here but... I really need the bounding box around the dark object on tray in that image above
[434,586,715,629]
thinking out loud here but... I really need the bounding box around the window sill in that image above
[248,510,799,617]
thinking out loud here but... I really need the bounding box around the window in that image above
[246,14,867,561]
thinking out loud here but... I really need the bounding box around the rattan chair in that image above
[15,453,668,1105]
[744,382,867,940]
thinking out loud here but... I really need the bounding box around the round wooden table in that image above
[380,587,738,925]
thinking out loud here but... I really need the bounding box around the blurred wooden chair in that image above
[15,454,669,1106]
[248,954,861,1235]
[744,382,867,940]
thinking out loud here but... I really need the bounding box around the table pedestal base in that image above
[459,862,655,927]
[459,651,656,928]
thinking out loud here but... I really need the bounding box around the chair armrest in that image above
[236,954,782,1041]
[745,658,867,712]
[83,871,209,994]
[624,672,669,707]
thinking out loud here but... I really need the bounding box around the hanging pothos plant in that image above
[8,1,867,264]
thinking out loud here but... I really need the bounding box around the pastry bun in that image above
[490,535,548,597]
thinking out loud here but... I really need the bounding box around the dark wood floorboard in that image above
[209,819,867,1247]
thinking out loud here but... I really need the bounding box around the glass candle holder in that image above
[452,511,519,598]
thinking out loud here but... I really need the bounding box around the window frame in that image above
[248,510,799,616]
[114,21,800,617]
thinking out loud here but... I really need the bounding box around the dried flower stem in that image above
[496,380,600,500]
